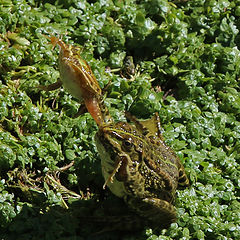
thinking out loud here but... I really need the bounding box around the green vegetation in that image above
[0,0,239,239]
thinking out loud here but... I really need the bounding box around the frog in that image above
[122,56,135,78]
[95,112,189,228]
[39,36,104,126]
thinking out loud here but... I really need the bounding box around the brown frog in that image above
[39,36,104,126]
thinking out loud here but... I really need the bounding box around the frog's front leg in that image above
[38,79,62,91]
[126,196,177,227]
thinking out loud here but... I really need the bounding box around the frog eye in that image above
[122,138,133,151]
[124,140,132,147]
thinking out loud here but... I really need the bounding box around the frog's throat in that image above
[103,157,122,189]
[103,153,130,189]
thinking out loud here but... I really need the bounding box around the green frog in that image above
[95,112,189,227]
[122,56,135,77]
[121,56,136,79]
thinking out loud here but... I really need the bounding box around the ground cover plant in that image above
[0,0,239,239]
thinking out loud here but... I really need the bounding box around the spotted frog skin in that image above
[95,112,189,227]
[122,56,135,78]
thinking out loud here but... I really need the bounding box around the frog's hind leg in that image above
[38,79,62,91]
[126,196,177,228]
[73,104,87,118]
[124,112,149,135]
[125,112,164,140]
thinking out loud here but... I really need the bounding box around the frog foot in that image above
[127,197,177,228]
